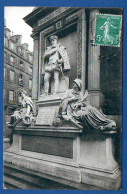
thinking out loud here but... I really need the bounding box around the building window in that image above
[19,60,24,70]
[29,66,32,73]
[18,46,24,56]
[4,37,8,47]
[10,70,14,81]
[29,55,33,63]
[10,55,15,64]
[18,95,22,105]
[29,79,32,89]
[19,74,23,85]
[18,47,22,52]
[4,52,7,59]
[10,41,15,51]
[9,90,14,103]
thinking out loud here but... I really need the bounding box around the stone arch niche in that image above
[38,8,87,97]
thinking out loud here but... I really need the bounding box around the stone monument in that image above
[4,7,122,190]
[9,89,36,126]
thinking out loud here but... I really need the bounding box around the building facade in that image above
[4,26,33,137]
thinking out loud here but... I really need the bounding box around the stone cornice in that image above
[29,7,81,38]
[23,7,57,27]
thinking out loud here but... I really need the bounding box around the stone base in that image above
[88,89,104,109]
[4,138,10,151]
[36,93,64,125]
[4,126,121,190]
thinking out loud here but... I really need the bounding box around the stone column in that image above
[32,36,39,102]
[81,8,86,94]
[88,9,104,108]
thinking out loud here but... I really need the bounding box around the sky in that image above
[5,7,35,52]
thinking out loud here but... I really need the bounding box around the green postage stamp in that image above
[94,14,122,47]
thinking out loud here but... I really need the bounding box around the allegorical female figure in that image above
[10,90,36,126]
[59,79,116,131]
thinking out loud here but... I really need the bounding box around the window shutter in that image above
[22,62,24,71]
[14,72,17,84]
[7,68,10,81]
[6,89,9,103]
[15,58,17,66]
[18,59,20,68]
[14,91,17,103]
[16,73,19,84]
[26,76,29,88]
[7,53,10,63]
[23,74,25,86]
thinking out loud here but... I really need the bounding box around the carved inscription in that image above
[21,135,73,158]
[36,107,57,125]
[38,7,70,26]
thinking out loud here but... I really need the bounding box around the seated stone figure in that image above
[59,79,116,131]
[10,90,36,126]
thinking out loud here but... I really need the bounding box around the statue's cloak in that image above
[42,43,70,73]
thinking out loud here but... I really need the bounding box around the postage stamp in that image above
[94,14,122,47]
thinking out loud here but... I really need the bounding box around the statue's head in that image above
[49,35,58,46]
[73,79,82,91]
[20,89,27,97]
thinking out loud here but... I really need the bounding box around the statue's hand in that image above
[57,59,63,64]
[74,102,82,109]
[74,103,80,109]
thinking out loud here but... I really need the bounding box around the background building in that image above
[4,25,33,139]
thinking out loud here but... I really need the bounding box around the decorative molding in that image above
[55,20,63,30]
[77,12,83,78]
[38,7,70,26]
[65,11,81,24]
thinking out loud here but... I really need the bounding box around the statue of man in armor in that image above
[42,35,70,95]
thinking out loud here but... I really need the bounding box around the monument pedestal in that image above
[4,123,121,190]
[36,93,65,126]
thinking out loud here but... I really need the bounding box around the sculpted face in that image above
[21,92,25,98]
[72,82,80,92]
[51,39,57,46]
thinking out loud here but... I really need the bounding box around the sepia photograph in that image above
[3,5,123,190]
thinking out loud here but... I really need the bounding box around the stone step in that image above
[4,162,103,190]
[4,162,76,190]
[4,167,69,190]
[4,183,18,189]
[4,176,42,190]
[4,170,47,189]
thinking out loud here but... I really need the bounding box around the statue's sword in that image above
[60,65,69,89]
[57,46,69,89]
